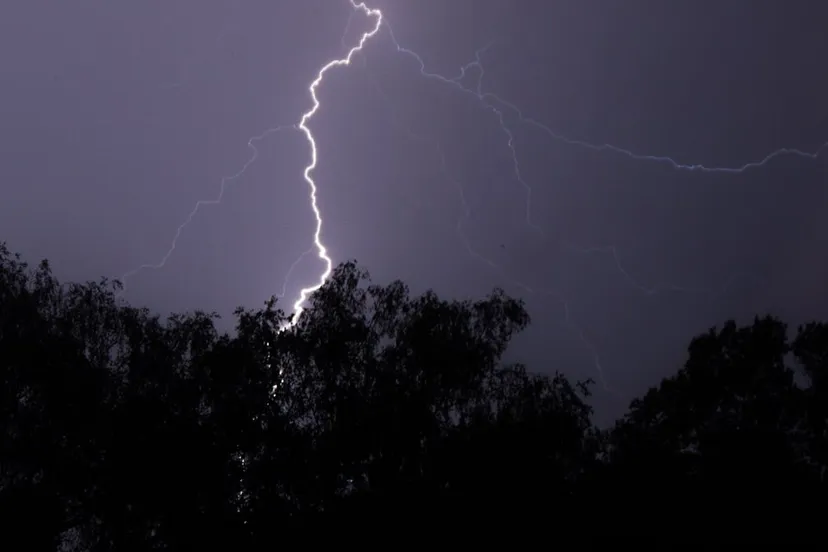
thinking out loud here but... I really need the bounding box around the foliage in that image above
[0,243,826,547]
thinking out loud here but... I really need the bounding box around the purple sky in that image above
[2,0,827,422]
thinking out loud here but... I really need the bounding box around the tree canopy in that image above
[0,242,825,548]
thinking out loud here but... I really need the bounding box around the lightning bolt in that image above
[285,1,383,327]
[120,1,824,392]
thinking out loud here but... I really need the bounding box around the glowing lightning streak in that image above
[284,1,383,327]
[121,2,382,326]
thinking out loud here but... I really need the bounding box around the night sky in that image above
[2,0,827,423]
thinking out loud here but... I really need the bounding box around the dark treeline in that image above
[1,243,826,548]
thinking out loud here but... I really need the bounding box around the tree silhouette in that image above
[595,316,826,537]
[1,242,827,547]
[253,262,596,530]
[0,248,595,547]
